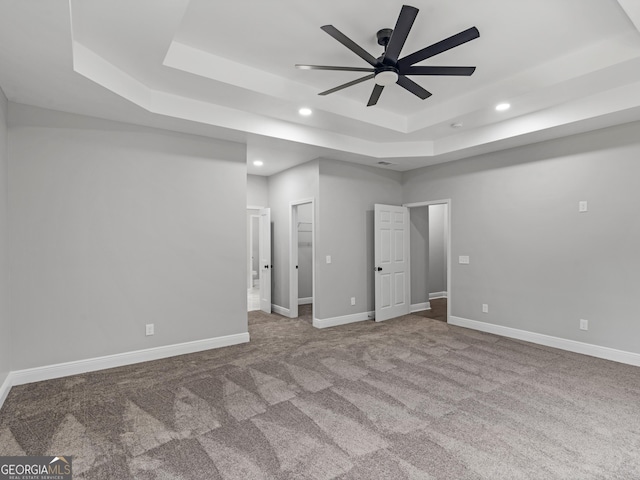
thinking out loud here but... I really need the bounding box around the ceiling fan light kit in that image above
[375,69,399,86]
[296,4,479,106]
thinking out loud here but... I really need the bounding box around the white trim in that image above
[429,291,448,299]
[411,302,431,312]
[289,198,315,205]
[449,316,640,367]
[246,205,265,210]
[404,199,451,209]
[272,304,291,317]
[0,373,12,410]
[313,311,374,329]
[8,332,250,388]
[298,297,313,305]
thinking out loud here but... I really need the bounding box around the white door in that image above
[259,208,272,314]
[374,204,410,322]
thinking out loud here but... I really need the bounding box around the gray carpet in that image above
[1,308,639,479]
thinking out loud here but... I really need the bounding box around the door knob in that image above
[375,267,382,271]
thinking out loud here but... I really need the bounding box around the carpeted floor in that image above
[416,298,447,323]
[1,309,640,479]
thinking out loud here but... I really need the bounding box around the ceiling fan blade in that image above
[321,25,379,67]
[296,64,375,72]
[383,5,419,65]
[402,66,476,76]
[397,75,432,100]
[367,84,385,106]
[318,74,375,96]
[398,27,480,69]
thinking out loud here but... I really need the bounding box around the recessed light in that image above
[253,160,264,167]
[495,103,510,112]
[298,107,312,116]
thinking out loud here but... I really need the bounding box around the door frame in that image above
[404,199,452,323]
[289,198,315,319]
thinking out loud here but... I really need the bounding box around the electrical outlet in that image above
[146,324,154,336]
[351,297,356,306]
[580,319,588,331]
[482,304,489,313]
[326,255,332,264]
[459,255,470,264]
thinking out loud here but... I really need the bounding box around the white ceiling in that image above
[1,0,640,176]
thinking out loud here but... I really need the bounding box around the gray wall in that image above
[428,204,447,294]
[0,89,10,385]
[247,174,268,207]
[267,160,319,310]
[410,206,429,305]
[317,160,402,319]
[8,104,248,370]
[403,121,640,355]
[297,202,313,300]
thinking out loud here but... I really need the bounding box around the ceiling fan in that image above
[296,5,479,106]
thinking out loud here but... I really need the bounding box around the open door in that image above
[374,204,410,322]
[259,208,271,314]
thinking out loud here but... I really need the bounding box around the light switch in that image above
[326,255,332,264]
[579,201,588,213]
[458,255,470,264]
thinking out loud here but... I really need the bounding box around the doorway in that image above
[247,212,261,311]
[289,199,315,319]
[247,206,272,313]
[373,200,451,323]
[406,200,450,323]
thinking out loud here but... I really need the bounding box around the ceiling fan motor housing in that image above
[376,28,393,47]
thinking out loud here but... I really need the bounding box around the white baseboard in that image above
[313,311,374,329]
[430,291,448,299]
[0,372,12,410]
[449,316,640,367]
[411,302,431,313]
[5,332,250,396]
[272,304,290,317]
[298,297,313,305]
